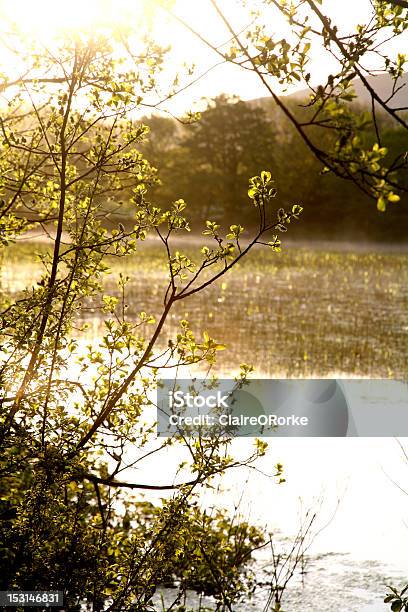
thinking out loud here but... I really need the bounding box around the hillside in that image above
[251,72,408,111]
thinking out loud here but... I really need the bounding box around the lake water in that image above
[2,239,408,611]
[3,238,408,378]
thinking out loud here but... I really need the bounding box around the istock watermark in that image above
[156,379,408,437]
[169,389,230,409]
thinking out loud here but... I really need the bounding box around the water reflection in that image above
[3,241,407,380]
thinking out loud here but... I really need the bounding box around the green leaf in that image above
[377,196,387,212]
[292,204,303,216]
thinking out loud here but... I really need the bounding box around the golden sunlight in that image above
[0,0,403,115]
[0,0,149,35]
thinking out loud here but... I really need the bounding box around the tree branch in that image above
[82,472,200,491]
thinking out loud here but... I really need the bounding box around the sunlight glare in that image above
[0,0,151,36]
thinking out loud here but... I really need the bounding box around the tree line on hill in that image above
[137,94,408,243]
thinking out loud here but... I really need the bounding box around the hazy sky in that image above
[154,0,407,113]
[0,0,406,114]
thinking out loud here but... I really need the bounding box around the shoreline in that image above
[9,229,408,254]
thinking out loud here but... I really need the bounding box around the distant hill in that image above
[251,72,408,111]
[351,72,408,109]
